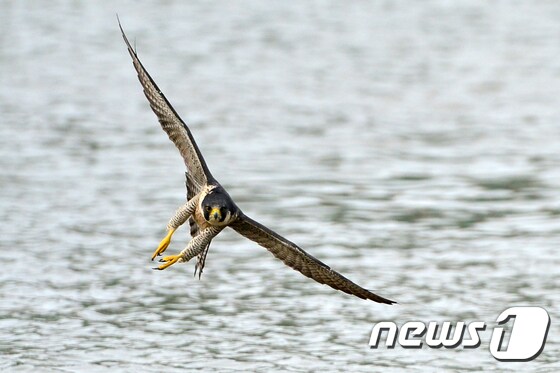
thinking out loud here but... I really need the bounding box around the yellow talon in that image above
[152,228,176,260]
[156,254,182,270]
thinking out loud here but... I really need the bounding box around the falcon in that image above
[120,20,395,304]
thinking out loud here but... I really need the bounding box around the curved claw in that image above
[154,254,182,270]
[151,228,176,260]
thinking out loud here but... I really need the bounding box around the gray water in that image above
[1,1,559,371]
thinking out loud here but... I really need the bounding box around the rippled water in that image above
[1,1,559,371]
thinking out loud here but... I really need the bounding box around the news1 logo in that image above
[369,306,550,361]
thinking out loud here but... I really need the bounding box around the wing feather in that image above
[119,20,213,186]
[230,214,395,304]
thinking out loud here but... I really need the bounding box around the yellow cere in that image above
[210,207,221,220]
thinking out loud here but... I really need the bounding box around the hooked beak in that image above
[210,207,221,221]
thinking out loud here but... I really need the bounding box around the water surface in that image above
[1,1,559,371]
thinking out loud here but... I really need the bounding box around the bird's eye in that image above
[205,206,211,212]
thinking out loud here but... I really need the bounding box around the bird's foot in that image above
[151,228,176,260]
[154,254,183,270]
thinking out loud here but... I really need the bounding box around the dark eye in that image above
[205,206,211,212]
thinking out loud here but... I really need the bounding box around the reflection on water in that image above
[1,1,559,372]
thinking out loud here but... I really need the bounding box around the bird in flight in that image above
[119,20,395,304]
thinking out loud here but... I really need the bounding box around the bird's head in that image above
[201,191,235,226]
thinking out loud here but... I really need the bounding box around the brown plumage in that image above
[231,216,395,304]
[120,18,395,304]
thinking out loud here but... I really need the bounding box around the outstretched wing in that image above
[230,214,395,304]
[119,20,213,187]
